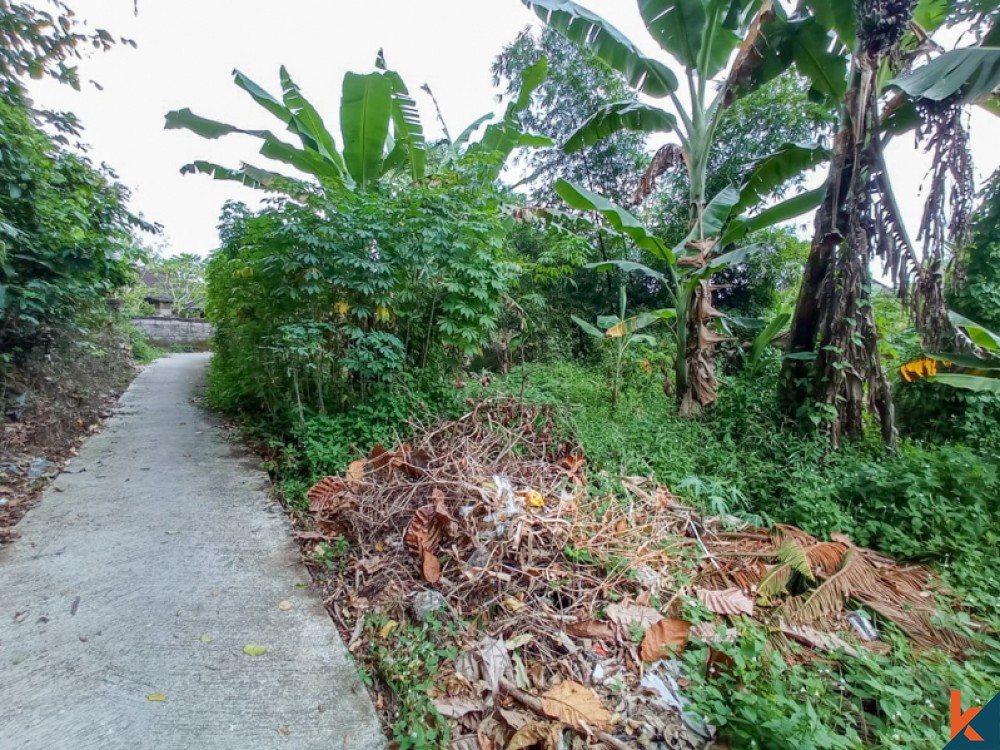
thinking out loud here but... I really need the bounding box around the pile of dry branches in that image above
[300,397,973,749]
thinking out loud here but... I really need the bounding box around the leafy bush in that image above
[0,90,147,374]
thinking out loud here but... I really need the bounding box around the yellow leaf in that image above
[278,600,293,611]
[521,489,545,508]
[200,633,212,644]
[243,644,267,656]
[504,596,527,613]
[899,357,938,383]
[146,692,166,702]
[379,620,399,639]
[540,680,612,730]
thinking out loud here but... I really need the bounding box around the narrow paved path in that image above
[0,354,385,750]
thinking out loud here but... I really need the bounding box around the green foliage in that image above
[364,614,458,750]
[493,26,650,206]
[950,169,1000,331]
[204,168,516,427]
[0,89,148,375]
[681,620,1000,750]
[0,1,131,94]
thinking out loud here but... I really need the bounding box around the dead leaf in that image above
[379,620,399,639]
[499,708,533,731]
[421,549,442,584]
[506,633,534,650]
[277,726,290,736]
[607,601,663,633]
[780,624,860,657]
[503,596,527,613]
[433,696,487,719]
[345,459,366,489]
[697,588,755,617]
[368,445,393,477]
[655,486,677,509]
[278,600,293,611]
[307,476,348,513]
[540,680,612,731]
[404,503,448,556]
[478,638,511,696]
[640,618,691,662]
[508,722,561,750]
[565,619,616,641]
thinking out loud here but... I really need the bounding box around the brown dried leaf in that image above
[790,550,877,624]
[499,708,533,731]
[508,722,560,750]
[565,619,616,641]
[307,476,347,513]
[368,445,393,478]
[780,624,860,657]
[540,680,612,731]
[606,601,662,633]
[807,542,849,576]
[345,459,366,490]
[421,548,442,584]
[433,696,486,719]
[696,588,755,617]
[404,503,446,556]
[640,618,691,662]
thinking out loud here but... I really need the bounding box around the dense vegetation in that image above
[5,0,998,747]
[176,2,1000,747]
[0,2,151,395]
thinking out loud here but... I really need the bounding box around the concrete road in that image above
[0,354,385,750]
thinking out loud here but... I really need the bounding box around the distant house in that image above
[140,270,205,318]
[141,271,175,317]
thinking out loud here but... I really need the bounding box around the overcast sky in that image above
[27,0,1000,257]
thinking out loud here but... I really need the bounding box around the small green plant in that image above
[364,614,459,750]
[572,284,657,410]
[312,536,350,571]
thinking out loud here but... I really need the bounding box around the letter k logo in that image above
[953,691,985,742]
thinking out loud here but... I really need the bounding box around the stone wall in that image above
[132,317,214,348]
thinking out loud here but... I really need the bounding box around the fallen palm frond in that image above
[298,398,979,748]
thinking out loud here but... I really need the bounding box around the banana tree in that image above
[902,312,1000,394]
[165,52,551,195]
[572,284,657,409]
[725,0,1000,444]
[557,179,762,413]
[521,0,799,413]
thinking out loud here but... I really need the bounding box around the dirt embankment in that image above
[1,326,140,542]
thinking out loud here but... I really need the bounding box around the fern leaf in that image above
[757,564,792,600]
[776,538,814,580]
[791,550,878,624]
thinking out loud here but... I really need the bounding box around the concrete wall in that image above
[132,317,214,348]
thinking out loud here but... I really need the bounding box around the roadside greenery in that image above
[182,10,1000,746]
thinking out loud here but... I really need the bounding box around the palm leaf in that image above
[790,550,877,624]
[521,0,679,97]
[734,142,830,215]
[890,47,1000,106]
[555,179,674,262]
[565,102,676,154]
[340,72,393,189]
[278,67,348,177]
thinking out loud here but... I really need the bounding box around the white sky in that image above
[27,0,1000,257]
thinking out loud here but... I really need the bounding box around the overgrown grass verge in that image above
[222,358,999,750]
